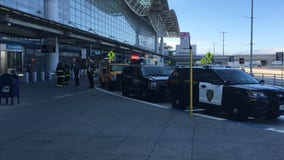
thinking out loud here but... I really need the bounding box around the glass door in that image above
[7,51,23,73]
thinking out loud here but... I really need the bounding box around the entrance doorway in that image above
[7,51,23,73]
[0,51,23,74]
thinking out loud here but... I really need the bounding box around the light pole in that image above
[212,43,216,55]
[220,32,227,56]
[249,0,254,75]
[212,43,216,64]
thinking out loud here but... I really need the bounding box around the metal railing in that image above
[253,73,284,86]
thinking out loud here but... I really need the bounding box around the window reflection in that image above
[0,0,156,51]
[59,0,155,51]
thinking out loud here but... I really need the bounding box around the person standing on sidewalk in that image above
[56,62,65,88]
[87,59,95,88]
[64,63,71,85]
[72,58,80,86]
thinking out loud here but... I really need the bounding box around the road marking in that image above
[265,128,284,134]
[96,87,171,109]
[194,113,227,121]
[52,93,75,99]
[184,108,206,112]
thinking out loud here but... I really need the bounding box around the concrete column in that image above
[44,37,59,73]
[159,36,164,55]
[44,0,59,76]
[155,35,159,53]
[45,0,59,21]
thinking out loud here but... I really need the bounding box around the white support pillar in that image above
[159,36,164,55]
[45,0,59,21]
[155,35,159,53]
[44,37,59,73]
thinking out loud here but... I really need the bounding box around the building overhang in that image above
[124,0,180,37]
[150,0,180,37]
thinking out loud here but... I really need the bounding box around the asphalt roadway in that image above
[0,78,284,160]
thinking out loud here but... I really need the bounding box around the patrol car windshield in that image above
[215,69,259,84]
[141,67,170,77]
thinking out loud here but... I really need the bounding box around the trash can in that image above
[0,73,20,105]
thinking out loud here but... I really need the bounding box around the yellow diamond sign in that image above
[107,50,115,59]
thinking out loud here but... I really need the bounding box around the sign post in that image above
[189,34,193,117]
[180,32,193,116]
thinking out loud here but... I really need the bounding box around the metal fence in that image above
[253,73,284,86]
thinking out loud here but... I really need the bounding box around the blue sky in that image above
[164,0,284,55]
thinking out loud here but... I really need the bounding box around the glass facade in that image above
[59,0,156,51]
[0,0,156,52]
[0,0,44,17]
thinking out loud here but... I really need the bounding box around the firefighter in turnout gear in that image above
[87,59,95,88]
[64,63,71,85]
[72,58,80,86]
[56,62,65,87]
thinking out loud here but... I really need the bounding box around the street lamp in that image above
[249,0,254,75]
[220,32,227,56]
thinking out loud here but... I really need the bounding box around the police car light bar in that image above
[131,55,139,60]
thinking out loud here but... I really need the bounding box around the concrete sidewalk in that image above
[0,78,284,160]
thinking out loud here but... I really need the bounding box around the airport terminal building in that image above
[0,0,179,75]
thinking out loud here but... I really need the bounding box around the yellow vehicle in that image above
[99,63,128,90]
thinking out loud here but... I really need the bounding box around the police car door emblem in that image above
[206,89,214,102]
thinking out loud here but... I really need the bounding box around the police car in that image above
[168,66,284,121]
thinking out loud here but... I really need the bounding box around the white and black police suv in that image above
[168,66,284,121]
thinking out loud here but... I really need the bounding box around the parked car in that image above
[99,63,128,90]
[167,66,284,121]
[121,65,170,101]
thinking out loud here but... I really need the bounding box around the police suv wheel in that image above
[122,87,129,97]
[171,96,185,109]
[106,80,112,90]
[141,91,147,99]
[227,100,247,122]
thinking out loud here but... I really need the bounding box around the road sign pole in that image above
[189,33,193,117]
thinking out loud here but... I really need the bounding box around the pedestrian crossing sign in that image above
[107,51,115,60]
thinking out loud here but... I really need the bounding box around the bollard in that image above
[72,70,75,79]
[41,71,45,82]
[32,71,37,82]
[24,72,29,83]
[48,71,52,80]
